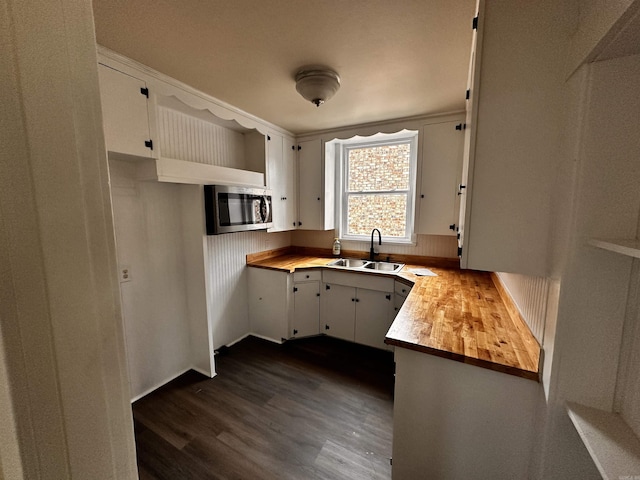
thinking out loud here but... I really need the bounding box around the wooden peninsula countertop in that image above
[247,247,541,381]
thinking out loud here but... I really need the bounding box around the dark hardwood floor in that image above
[132,335,395,480]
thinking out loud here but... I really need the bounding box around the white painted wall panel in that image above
[205,230,290,349]
[157,106,245,168]
[496,272,549,344]
[110,159,192,400]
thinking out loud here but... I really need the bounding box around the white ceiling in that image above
[92,0,476,135]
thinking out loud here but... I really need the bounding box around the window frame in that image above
[336,130,419,244]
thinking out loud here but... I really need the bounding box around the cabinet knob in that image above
[306,274,310,278]
[351,298,355,302]
[317,197,321,201]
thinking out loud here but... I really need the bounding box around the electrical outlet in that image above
[120,265,132,283]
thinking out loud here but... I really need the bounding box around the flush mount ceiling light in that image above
[295,67,341,107]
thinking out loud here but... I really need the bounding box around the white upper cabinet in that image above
[457,0,567,276]
[297,138,334,231]
[98,64,153,158]
[417,121,464,236]
[267,133,297,232]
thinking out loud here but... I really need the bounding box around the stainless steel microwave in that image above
[204,185,273,235]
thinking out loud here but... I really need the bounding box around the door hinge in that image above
[455,123,466,131]
[293,287,298,293]
[267,135,271,141]
[293,329,298,335]
[297,145,302,151]
[325,324,330,330]
[458,184,466,195]
[140,87,149,98]
[292,145,295,150]
[466,89,470,100]
[144,139,153,150]
[472,15,478,30]
[449,224,456,231]
[458,246,463,256]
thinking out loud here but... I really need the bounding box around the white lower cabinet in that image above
[322,283,356,341]
[321,270,394,350]
[292,270,321,338]
[354,288,394,350]
[394,281,411,316]
[248,267,292,343]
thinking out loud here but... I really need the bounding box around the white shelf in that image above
[589,238,640,259]
[566,402,640,480]
[135,157,265,187]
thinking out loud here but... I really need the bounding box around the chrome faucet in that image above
[370,228,382,261]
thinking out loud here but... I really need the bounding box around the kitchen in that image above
[2,0,640,479]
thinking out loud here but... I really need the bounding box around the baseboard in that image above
[244,333,285,345]
[130,367,191,403]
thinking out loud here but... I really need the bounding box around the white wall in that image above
[0,0,136,476]
[110,159,194,399]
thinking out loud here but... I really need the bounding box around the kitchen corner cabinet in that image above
[457,0,565,276]
[97,64,154,158]
[292,270,321,338]
[322,270,394,350]
[267,133,297,232]
[247,267,292,343]
[416,121,464,236]
[297,138,334,230]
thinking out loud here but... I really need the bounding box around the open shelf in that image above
[566,402,640,480]
[589,238,640,259]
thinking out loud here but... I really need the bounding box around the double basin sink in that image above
[327,258,404,273]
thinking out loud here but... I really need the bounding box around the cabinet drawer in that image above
[294,270,322,282]
[395,281,411,297]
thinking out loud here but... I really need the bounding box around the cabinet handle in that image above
[293,329,298,335]
[325,324,330,330]
[298,221,302,226]
[385,294,391,300]
[316,293,320,297]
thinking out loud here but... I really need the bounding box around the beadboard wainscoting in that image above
[495,272,550,344]
[157,106,246,168]
[292,230,458,258]
[205,230,291,350]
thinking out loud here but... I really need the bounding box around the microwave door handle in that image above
[262,196,270,223]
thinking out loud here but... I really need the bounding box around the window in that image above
[336,130,418,244]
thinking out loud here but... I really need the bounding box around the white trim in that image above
[97,45,294,138]
[336,130,419,243]
[244,333,286,345]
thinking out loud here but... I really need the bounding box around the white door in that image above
[417,121,464,236]
[97,64,152,158]
[322,283,355,341]
[355,288,393,350]
[293,282,320,338]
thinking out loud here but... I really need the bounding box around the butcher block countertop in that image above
[246,247,541,381]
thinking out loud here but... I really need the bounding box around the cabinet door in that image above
[266,133,286,231]
[97,64,152,158]
[355,288,394,350]
[321,283,355,341]
[417,121,464,236]
[298,139,334,230]
[293,281,320,338]
[248,268,290,342]
[283,137,298,230]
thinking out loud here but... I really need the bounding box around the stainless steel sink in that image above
[328,258,370,268]
[364,261,404,273]
[327,258,404,273]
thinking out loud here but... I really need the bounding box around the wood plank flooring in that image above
[133,335,395,480]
